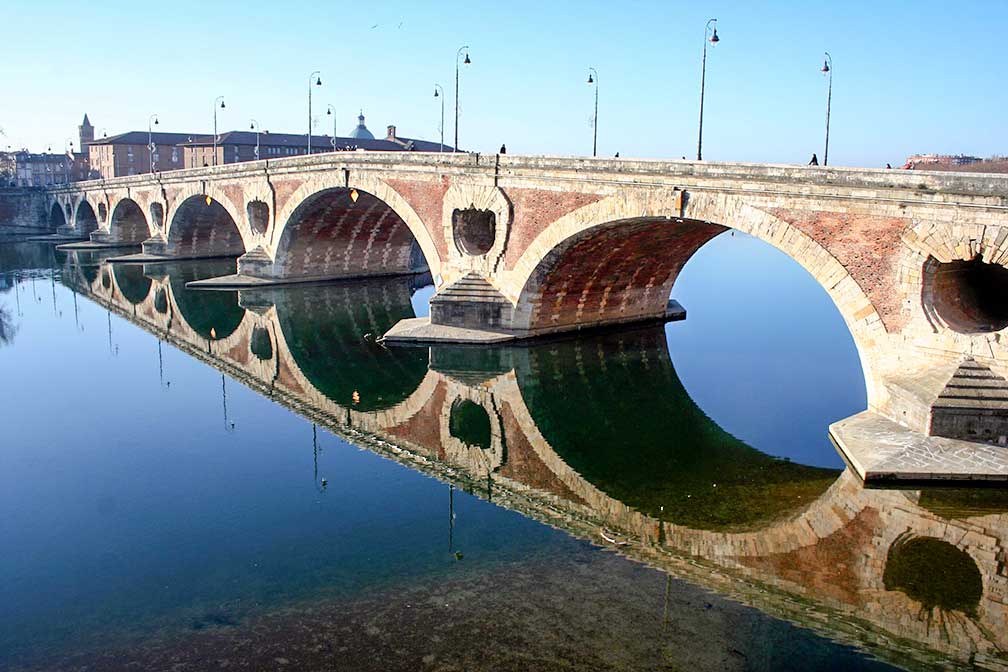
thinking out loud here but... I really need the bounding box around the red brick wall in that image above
[501,187,602,270]
[385,176,449,264]
[168,197,245,257]
[770,209,908,332]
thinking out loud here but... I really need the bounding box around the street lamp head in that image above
[250,122,255,130]
[587,72,594,84]
[710,28,719,44]
[316,76,322,86]
[463,52,471,65]
[821,60,830,73]
[154,118,159,126]
[434,87,439,97]
[327,108,332,116]
[220,100,226,109]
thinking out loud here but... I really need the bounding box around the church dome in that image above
[348,112,375,140]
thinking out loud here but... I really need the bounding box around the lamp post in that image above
[307,71,321,154]
[434,84,444,152]
[587,68,599,157]
[148,114,159,173]
[454,46,470,152]
[696,18,719,161]
[64,138,74,184]
[249,119,260,160]
[326,105,337,152]
[212,96,225,166]
[821,52,833,167]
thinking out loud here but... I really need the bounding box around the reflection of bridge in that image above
[64,256,1008,671]
[43,153,1008,479]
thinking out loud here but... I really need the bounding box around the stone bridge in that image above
[45,153,1008,475]
[60,257,1008,671]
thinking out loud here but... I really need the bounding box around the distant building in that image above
[903,154,982,169]
[12,151,75,187]
[177,113,451,168]
[88,130,196,178]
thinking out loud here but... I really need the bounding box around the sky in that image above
[1,0,1004,167]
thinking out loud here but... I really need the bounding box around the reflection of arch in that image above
[167,260,245,340]
[507,192,885,403]
[270,173,441,281]
[273,278,429,411]
[112,264,153,305]
[108,198,151,243]
[166,195,246,259]
[74,200,99,235]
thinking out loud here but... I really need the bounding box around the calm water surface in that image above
[1,234,1005,671]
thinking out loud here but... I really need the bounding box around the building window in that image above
[171,148,178,163]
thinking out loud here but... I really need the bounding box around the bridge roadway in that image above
[43,152,1008,479]
[59,254,1008,671]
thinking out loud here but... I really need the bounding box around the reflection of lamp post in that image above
[433,84,444,152]
[148,114,159,173]
[587,68,599,157]
[696,18,719,161]
[221,373,235,432]
[307,71,322,154]
[249,119,260,160]
[326,105,337,151]
[64,138,74,183]
[212,97,225,166]
[821,52,833,167]
[313,424,328,492]
[454,46,470,152]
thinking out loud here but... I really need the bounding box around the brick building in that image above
[87,130,197,178]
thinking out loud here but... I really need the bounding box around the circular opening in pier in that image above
[925,256,1008,333]
[883,535,982,615]
[452,207,496,256]
[150,203,165,230]
[247,200,269,236]
[154,288,168,314]
[250,326,273,361]
[449,398,492,450]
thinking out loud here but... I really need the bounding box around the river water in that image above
[1,233,1005,671]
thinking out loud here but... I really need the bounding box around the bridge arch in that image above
[73,199,99,235]
[507,190,887,403]
[268,174,441,282]
[108,197,152,243]
[48,201,66,231]
[166,193,247,259]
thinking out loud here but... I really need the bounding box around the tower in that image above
[78,114,94,153]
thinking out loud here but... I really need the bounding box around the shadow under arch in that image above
[166,259,245,341]
[167,195,247,259]
[269,276,430,411]
[48,202,67,232]
[109,198,150,243]
[74,201,99,236]
[504,325,841,531]
[271,187,428,282]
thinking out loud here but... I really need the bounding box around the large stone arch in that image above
[166,182,251,247]
[47,201,67,231]
[504,189,887,404]
[73,199,99,236]
[264,172,442,282]
[108,197,153,243]
[164,193,248,259]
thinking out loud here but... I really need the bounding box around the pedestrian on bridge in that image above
[809,153,819,166]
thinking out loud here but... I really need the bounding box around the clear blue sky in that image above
[2,0,1004,166]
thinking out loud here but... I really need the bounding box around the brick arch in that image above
[166,182,253,250]
[108,197,153,242]
[47,200,67,231]
[269,173,442,281]
[166,194,247,259]
[73,198,99,235]
[507,190,887,404]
